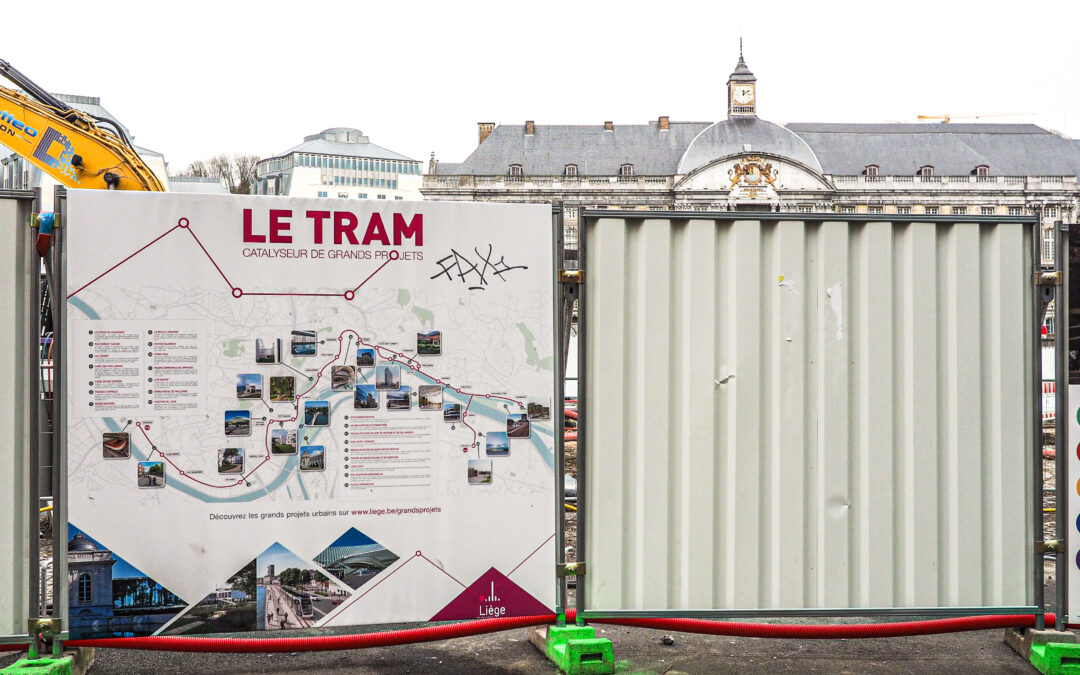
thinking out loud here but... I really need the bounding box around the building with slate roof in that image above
[423,49,1079,278]
[253,127,423,201]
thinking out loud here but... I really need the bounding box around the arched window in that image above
[564,164,578,177]
[508,164,523,177]
[918,165,934,177]
[864,164,879,177]
[974,165,989,177]
[619,163,634,177]
[78,573,92,605]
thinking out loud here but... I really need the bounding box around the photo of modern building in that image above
[255,338,278,364]
[224,410,251,436]
[236,373,262,399]
[291,330,317,356]
[375,365,400,390]
[443,402,462,422]
[271,428,297,454]
[354,384,378,410]
[386,387,411,411]
[356,348,375,367]
[314,528,400,590]
[299,446,325,471]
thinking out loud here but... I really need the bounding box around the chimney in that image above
[658,116,670,130]
[525,120,535,136]
[478,122,495,145]
[603,121,613,131]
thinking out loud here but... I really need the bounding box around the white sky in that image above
[5,0,1080,172]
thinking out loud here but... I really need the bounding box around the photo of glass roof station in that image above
[252,127,424,201]
[422,50,1080,276]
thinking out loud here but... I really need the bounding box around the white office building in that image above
[253,127,423,201]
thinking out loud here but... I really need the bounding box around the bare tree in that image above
[179,153,261,194]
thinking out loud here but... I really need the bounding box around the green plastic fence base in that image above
[1031,642,1080,674]
[545,625,614,675]
[0,657,73,675]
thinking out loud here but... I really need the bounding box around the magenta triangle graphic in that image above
[430,567,551,621]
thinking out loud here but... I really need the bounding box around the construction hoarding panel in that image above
[583,214,1033,614]
[64,191,556,638]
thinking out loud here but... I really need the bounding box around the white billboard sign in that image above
[64,191,556,638]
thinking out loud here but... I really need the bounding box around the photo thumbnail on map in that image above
[269,376,295,402]
[486,432,510,457]
[417,330,441,356]
[332,366,356,391]
[137,461,165,488]
[418,385,442,410]
[218,448,244,474]
[356,348,375,368]
[507,413,531,439]
[354,384,378,410]
[225,410,251,436]
[291,330,317,357]
[271,428,297,454]
[236,373,262,400]
[102,432,130,459]
[386,387,411,411]
[527,397,551,421]
[300,446,325,471]
[443,402,462,422]
[255,338,281,364]
[304,401,330,426]
[374,364,400,390]
[468,459,493,485]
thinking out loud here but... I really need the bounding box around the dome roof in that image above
[68,533,99,552]
[677,117,823,175]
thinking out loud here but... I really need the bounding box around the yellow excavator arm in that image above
[0,59,164,191]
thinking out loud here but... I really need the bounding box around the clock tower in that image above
[727,41,756,117]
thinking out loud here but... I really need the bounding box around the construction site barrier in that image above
[1,611,1070,654]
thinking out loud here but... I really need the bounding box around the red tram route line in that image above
[66,218,398,300]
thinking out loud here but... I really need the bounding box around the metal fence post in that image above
[1056,219,1069,631]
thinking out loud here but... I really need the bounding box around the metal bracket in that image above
[557,562,587,577]
[1037,271,1063,286]
[1037,540,1066,554]
[559,270,584,284]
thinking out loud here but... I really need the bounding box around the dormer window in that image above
[864,165,879,177]
[508,164,523,177]
[619,164,634,177]
[564,164,578,177]
[918,165,934,177]
[974,165,989,177]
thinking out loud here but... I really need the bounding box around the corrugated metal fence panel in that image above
[583,216,1033,611]
[0,192,34,638]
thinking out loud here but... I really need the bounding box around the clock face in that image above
[733,84,754,105]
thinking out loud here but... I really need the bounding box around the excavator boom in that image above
[0,59,164,191]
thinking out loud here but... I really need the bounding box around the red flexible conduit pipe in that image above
[0,611,1046,653]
